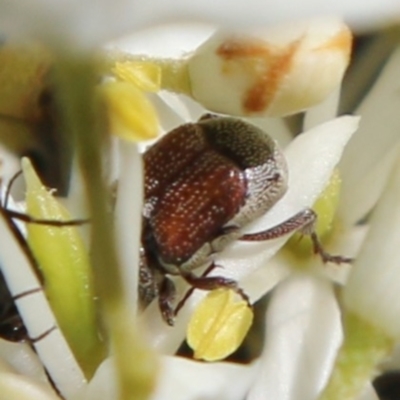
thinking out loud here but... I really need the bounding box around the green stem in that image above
[319,312,394,400]
[54,51,157,399]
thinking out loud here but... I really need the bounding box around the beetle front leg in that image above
[241,208,352,264]
[174,263,218,317]
[180,268,250,305]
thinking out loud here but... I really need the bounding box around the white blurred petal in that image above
[247,275,342,400]
[125,0,399,32]
[144,116,358,354]
[114,140,142,308]
[73,355,256,400]
[0,372,60,400]
[152,356,256,400]
[110,23,215,58]
[344,152,400,339]
[338,46,400,225]
[0,339,49,386]
[2,0,399,48]
[303,88,341,130]
[71,359,116,400]
[0,213,86,397]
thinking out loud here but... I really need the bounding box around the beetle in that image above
[139,114,350,325]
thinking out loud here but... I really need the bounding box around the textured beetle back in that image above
[199,116,288,227]
[149,150,247,265]
[199,116,276,169]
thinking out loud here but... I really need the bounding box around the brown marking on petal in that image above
[243,39,301,113]
[217,38,273,59]
[313,28,352,62]
[216,37,302,113]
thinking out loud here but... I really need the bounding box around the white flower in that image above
[1,1,400,400]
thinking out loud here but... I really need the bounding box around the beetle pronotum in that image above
[140,114,350,325]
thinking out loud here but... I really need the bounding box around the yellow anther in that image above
[187,289,253,361]
[112,61,161,92]
[99,81,159,141]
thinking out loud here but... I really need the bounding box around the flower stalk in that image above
[53,51,157,400]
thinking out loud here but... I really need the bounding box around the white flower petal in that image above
[73,355,256,400]
[114,140,142,308]
[0,339,49,386]
[338,46,400,225]
[110,23,215,58]
[0,213,86,397]
[152,356,256,400]
[71,359,116,400]
[115,0,399,35]
[0,372,60,400]
[2,0,398,48]
[303,88,341,130]
[344,151,400,339]
[247,275,342,400]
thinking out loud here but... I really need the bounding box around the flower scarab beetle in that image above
[140,114,349,325]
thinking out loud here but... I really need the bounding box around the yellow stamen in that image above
[187,289,253,361]
[99,81,159,141]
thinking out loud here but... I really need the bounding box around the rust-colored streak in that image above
[217,38,301,113]
[244,40,300,113]
[313,28,352,61]
[217,39,272,59]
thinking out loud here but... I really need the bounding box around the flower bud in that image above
[187,18,351,117]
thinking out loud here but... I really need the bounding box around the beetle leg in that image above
[5,209,89,226]
[174,262,219,317]
[241,208,352,264]
[180,269,250,305]
[30,326,57,343]
[158,277,177,326]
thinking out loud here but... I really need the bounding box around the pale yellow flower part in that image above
[287,168,342,258]
[0,372,59,400]
[22,158,104,378]
[187,289,253,361]
[187,18,352,117]
[100,81,159,141]
[112,61,161,92]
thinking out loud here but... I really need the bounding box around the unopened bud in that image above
[187,18,351,117]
